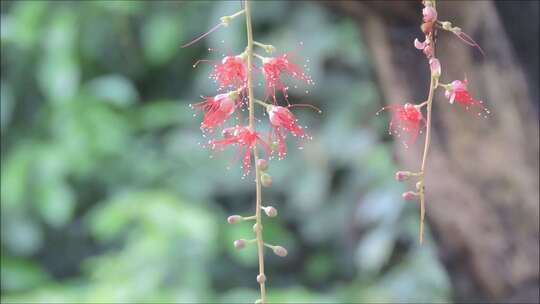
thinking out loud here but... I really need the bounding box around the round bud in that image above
[395,171,411,182]
[257,273,266,284]
[402,191,419,201]
[252,223,262,233]
[234,239,246,249]
[421,21,434,34]
[416,181,423,191]
[263,206,278,217]
[273,246,288,257]
[429,58,441,78]
[227,215,242,224]
[270,141,279,152]
[257,159,268,171]
[260,173,273,187]
[255,300,263,304]
[422,6,437,23]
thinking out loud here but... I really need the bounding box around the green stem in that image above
[244,1,267,302]
[418,0,437,245]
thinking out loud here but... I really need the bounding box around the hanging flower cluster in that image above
[189,30,315,176]
[379,0,489,243]
[184,2,317,303]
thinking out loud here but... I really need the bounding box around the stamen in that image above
[192,59,211,68]
[181,22,223,48]
[455,30,485,57]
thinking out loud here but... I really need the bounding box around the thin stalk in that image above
[418,0,437,244]
[418,75,435,244]
[253,41,269,49]
[244,1,267,302]
[253,53,266,61]
[255,99,269,107]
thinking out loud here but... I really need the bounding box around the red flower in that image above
[444,79,489,118]
[212,55,247,89]
[191,92,237,130]
[261,54,312,103]
[266,105,305,159]
[209,126,271,175]
[379,103,424,146]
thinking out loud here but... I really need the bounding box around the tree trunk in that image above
[325,1,539,302]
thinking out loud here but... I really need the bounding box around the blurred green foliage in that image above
[1,1,450,303]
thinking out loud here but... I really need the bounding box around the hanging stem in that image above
[418,0,437,244]
[244,0,267,302]
[418,75,435,244]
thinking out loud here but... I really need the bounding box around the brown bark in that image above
[326,1,539,302]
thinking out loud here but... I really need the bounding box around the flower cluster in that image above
[190,45,314,175]
[379,0,489,243]
[184,3,317,303]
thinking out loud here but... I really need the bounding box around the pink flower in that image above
[191,92,237,130]
[268,106,304,136]
[266,105,305,159]
[212,55,247,89]
[414,38,433,58]
[209,126,271,175]
[414,38,426,50]
[422,6,437,23]
[444,79,489,117]
[379,103,425,146]
[261,54,312,103]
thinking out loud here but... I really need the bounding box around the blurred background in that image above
[1,1,538,303]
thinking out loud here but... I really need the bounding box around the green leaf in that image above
[1,257,50,292]
[1,143,35,209]
[1,216,43,256]
[34,181,75,228]
[0,81,15,131]
[37,8,80,104]
[134,100,184,130]
[142,14,182,66]
[84,75,139,107]
[11,0,48,49]
[355,226,395,275]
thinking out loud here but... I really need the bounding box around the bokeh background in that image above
[1,1,538,303]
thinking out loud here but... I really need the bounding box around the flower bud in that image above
[257,159,268,171]
[395,171,411,182]
[263,206,278,217]
[227,215,243,224]
[234,239,246,249]
[422,6,437,23]
[273,246,288,257]
[260,173,273,187]
[255,300,263,304]
[253,223,262,233]
[416,181,423,191]
[429,58,441,78]
[414,38,426,50]
[423,44,434,58]
[220,16,231,26]
[257,273,266,284]
[421,21,434,35]
[402,191,419,201]
[264,45,276,54]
